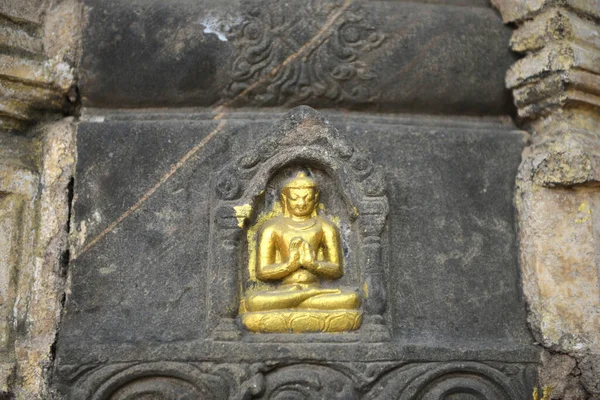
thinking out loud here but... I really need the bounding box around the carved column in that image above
[357,198,389,341]
[0,134,38,393]
[207,204,245,340]
[0,0,79,397]
[492,0,600,397]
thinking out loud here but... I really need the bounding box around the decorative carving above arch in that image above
[222,0,385,107]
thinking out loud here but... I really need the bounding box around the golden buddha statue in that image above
[240,172,362,333]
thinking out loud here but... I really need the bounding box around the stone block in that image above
[78,0,515,115]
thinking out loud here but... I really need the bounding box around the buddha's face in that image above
[283,187,318,217]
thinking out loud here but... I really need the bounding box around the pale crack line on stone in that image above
[72,119,228,260]
[214,0,353,113]
[72,1,351,259]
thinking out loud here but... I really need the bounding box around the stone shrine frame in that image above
[207,106,389,340]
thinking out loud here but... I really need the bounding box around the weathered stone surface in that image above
[0,132,38,395]
[7,120,75,399]
[493,1,600,396]
[580,353,600,396]
[512,70,600,119]
[79,0,516,115]
[510,8,600,53]
[0,0,78,133]
[495,0,600,355]
[0,195,23,350]
[499,1,600,120]
[0,0,45,25]
[42,0,83,67]
[53,108,536,397]
[507,42,600,90]
[537,351,587,400]
[0,362,13,393]
[0,19,42,54]
[491,0,600,23]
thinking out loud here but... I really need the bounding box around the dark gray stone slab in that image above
[59,109,530,348]
[55,108,537,398]
[79,0,516,115]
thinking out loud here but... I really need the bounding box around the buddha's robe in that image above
[243,215,360,312]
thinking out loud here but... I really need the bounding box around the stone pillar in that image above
[0,0,79,397]
[12,120,75,399]
[492,1,600,397]
[0,134,38,394]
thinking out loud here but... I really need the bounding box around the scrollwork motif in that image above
[365,362,523,400]
[262,365,358,400]
[66,362,229,400]
[58,360,535,399]
[224,0,385,106]
[216,168,242,200]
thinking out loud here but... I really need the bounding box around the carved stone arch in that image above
[206,106,389,340]
[368,362,520,400]
[398,363,518,400]
[74,362,228,400]
[260,364,358,399]
[243,147,368,220]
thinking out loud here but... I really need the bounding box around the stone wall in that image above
[0,0,78,397]
[0,0,599,398]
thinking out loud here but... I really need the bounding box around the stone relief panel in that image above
[55,107,537,398]
[58,360,536,399]
[207,106,389,339]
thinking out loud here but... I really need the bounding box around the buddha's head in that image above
[281,172,319,218]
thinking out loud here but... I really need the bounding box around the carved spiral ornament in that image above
[262,365,358,400]
[63,360,532,399]
[83,363,226,400]
[101,376,206,400]
[411,375,510,400]
[215,169,242,200]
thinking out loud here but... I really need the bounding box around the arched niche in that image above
[207,106,389,341]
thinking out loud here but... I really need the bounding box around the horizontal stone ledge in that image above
[507,41,600,89]
[79,0,515,115]
[510,7,600,53]
[0,78,66,108]
[0,54,73,90]
[0,98,41,121]
[0,115,28,132]
[55,339,541,365]
[0,1,45,26]
[513,69,600,108]
[0,21,42,55]
[80,107,519,130]
[517,90,600,118]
